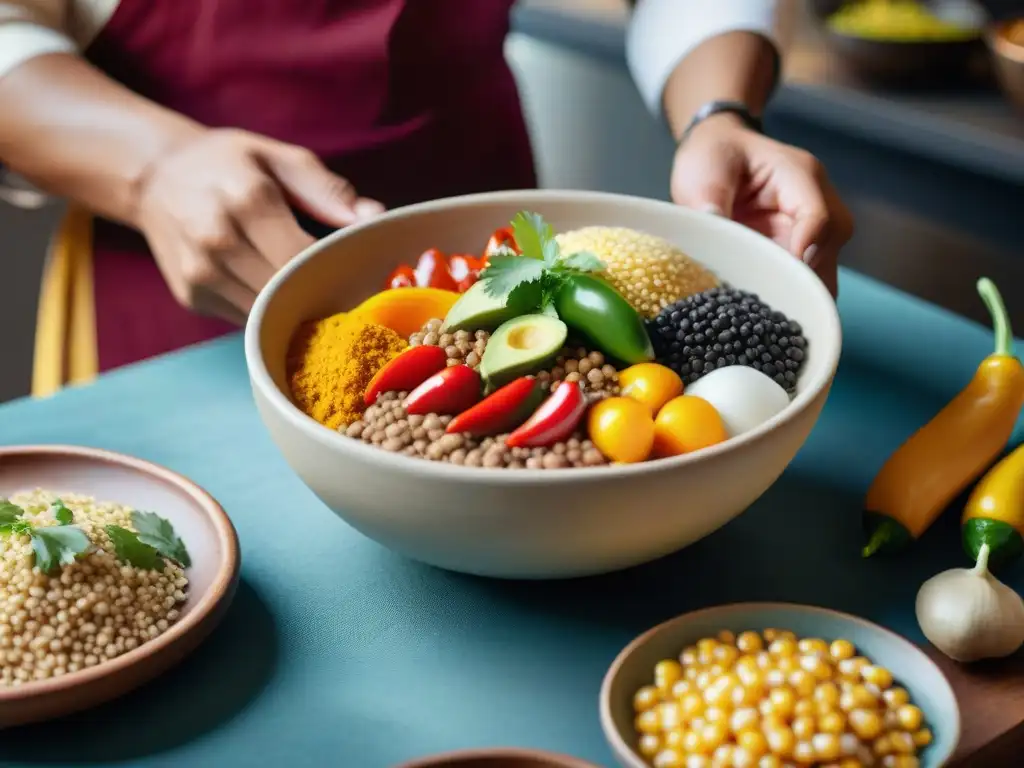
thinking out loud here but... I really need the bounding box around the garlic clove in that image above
[915,544,1024,663]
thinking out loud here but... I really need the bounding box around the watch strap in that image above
[679,100,764,145]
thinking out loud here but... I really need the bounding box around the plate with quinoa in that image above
[0,445,239,727]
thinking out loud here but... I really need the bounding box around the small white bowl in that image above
[600,603,960,768]
[245,190,841,579]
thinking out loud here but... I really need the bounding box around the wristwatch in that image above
[678,100,764,145]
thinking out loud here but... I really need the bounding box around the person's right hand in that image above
[134,128,384,324]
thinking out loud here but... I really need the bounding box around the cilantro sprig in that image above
[0,499,90,574]
[480,211,605,314]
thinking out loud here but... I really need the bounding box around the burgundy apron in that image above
[83,0,537,372]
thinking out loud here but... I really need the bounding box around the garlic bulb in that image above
[915,544,1024,662]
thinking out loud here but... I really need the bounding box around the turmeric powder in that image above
[287,313,407,430]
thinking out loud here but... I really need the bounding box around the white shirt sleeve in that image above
[0,2,77,81]
[625,0,780,117]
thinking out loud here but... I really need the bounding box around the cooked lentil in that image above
[410,320,621,400]
[646,286,807,394]
[633,629,931,768]
[345,392,608,468]
[554,226,719,319]
[0,491,188,687]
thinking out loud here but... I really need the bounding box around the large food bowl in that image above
[244,190,842,579]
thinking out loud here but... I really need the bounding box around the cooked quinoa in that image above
[555,226,719,319]
[0,491,188,686]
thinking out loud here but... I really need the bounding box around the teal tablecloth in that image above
[0,270,1021,767]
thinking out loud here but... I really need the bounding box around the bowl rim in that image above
[245,189,842,484]
[988,19,1024,63]
[393,747,601,768]
[0,444,241,702]
[598,601,962,768]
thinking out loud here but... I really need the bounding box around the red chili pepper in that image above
[414,248,458,291]
[405,365,482,416]
[506,381,587,448]
[384,265,417,290]
[445,376,546,438]
[364,346,448,406]
[483,227,520,259]
[449,253,488,294]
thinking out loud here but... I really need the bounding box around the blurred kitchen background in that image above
[2,0,1023,404]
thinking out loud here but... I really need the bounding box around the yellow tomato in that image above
[588,397,655,464]
[653,395,728,457]
[619,363,685,414]
[350,287,460,338]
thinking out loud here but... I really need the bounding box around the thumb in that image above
[254,139,383,228]
[672,145,745,219]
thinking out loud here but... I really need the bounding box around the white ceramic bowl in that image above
[244,190,841,579]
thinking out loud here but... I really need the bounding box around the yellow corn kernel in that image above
[837,657,869,680]
[912,728,932,747]
[672,680,692,699]
[680,693,705,719]
[829,639,855,661]
[839,685,879,712]
[896,704,923,731]
[714,645,739,669]
[704,707,729,725]
[755,651,773,670]
[767,687,796,719]
[861,665,893,690]
[685,667,701,682]
[799,653,834,681]
[792,715,815,740]
[685,754,710,768]
[764,669,787,689]
[792,740,816,765]
[738,730,769,757]
[736,662,763,689]
[838,760,864,768]
[818,710,846,735]
[681,646,699,667]
[681,729,703,754]
[758,756,783,768]
[814,681,841,708]
[639,733,662,757]
[812,732,841,761]
[769,637,798,658]
[704,675,737,708]
[794,699,815,718]
[882,757,920,768]
[637,710,661,734]
[889,731,915,754]
[872,734,894,757]
[764,724,795,757]
[737,631,764,653]
[882,687,909,709]
[695,671,712,690]
[763,629,780,642]
[848,709,884,740]
[659,701,683,729]
[701,722,728,752]
[653,749,684,768]
[635,685,660,712]
[697,638,719,665]
[731,746,758,768]
[708,664,726,680]
[717,629,736,645]
[711,745,735,765]
[665,729,685,749]
[733,683,765,708]
[657,660,685,692]
[789,670,816,697]
[730,706,760,734]
[797,638,829,656]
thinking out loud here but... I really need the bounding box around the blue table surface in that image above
[0,269,1021,768]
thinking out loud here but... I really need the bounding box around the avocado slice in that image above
[441,280,518,333]
[480,314,568,391]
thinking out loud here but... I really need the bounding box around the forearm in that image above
[0,53,202,226]
[662,31,779,141]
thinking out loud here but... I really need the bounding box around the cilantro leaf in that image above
[0,500,24,528]
[510,211,552,261]
[51,499,74,525]
[30,525,90,574]
[505,280,544,315]
[131,510,191,567]
[559,250,606,273]
[105,525,165,572]
[481,255,545,300]
[542,238,561,269]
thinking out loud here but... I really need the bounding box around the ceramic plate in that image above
[0,445,240,727]
[601,602,961,768]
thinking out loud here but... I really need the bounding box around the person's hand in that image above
[670,115,853,297]
[134,128,384,324]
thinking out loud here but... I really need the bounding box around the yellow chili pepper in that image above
[962,441,1024,569]
[862,278,1024,557]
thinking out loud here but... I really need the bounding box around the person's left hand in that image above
[670,114,853,297]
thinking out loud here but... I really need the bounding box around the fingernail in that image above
[700,204,725,217]
[354,199,385,220]
[801,244,820,267]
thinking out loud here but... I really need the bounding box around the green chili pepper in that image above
[554,274,655,365]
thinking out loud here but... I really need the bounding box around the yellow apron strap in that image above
[31,205,98,398]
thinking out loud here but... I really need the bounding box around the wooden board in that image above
[927,647,1024,765]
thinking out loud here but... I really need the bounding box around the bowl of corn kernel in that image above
[600,603,960,768]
